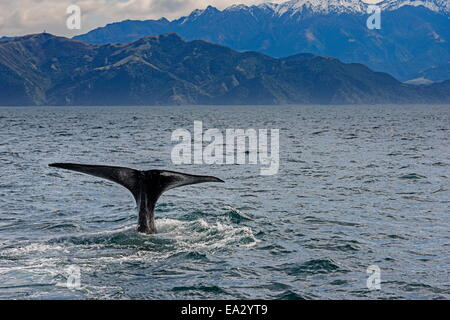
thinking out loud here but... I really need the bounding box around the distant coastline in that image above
[0,33,448,106]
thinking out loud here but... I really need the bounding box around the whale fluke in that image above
[49,163,141,197]
[49,163,224,234]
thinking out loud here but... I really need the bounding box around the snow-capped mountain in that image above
[175,0,449,26]
[379,0,449,12]
[226,0,367,16]
[223,0,449,16]
[74,0,450,82]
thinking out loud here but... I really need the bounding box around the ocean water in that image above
[0,105,449,300]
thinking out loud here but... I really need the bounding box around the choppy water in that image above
[0,105,449,300]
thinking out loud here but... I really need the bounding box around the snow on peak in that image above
[185,0,448,23]
[252,0,449,15]
[381,0,449,12]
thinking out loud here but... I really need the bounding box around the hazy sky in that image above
[0,0,288,37]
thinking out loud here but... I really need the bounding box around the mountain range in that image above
[74,0,450,83]
[0,33,448,106]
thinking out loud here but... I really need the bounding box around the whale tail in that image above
[49,163,141,197]
[49,162,224,201]
[49,163,224,233]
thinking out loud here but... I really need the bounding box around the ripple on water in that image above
[223,206,254,223]
[171,285,229,295]
[399,173,427,180]
[265,259,347,277]
[274,290,312,300]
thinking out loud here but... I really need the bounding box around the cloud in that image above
[0,0,281,37]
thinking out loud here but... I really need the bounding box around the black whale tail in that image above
[48,163,224,200]
[49,163,224,234]
[49,163,141,197]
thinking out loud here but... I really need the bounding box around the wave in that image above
[2,217,257,266]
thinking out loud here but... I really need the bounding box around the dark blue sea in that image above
[0,105,449,299]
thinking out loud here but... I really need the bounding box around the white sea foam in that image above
[0,243,69,256]
[155,218,258,251]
